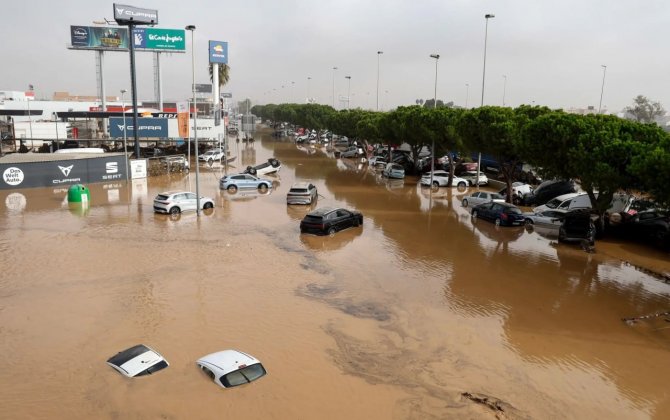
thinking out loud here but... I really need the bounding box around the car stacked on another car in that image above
[300,207,363,235]
[498,182,533,205]
[153,191,215,215]
[220,173,273,193]
[198,148,226,163]
[520,179,576,206]
[287,182,318,205]
[420,170,468,189]
[471,202,525,226]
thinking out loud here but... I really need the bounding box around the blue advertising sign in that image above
[109,117,168,138]
[209,41,228,64]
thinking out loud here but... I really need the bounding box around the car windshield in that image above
[545,198,562,209]
[220,363,267,387]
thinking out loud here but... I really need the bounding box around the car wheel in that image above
[495,218,501,226]
[433,181,440,188]
[328,227,336,235]
[457,181,467,189]
[207,158,214,165]
[462,199,468,207]
[472,210,478,219]
[169,206,180,215]
[203,202,213,209]
[525,218,533,225]
[513,196,521,205]
[258,183,268,192]
[227,185,238,193]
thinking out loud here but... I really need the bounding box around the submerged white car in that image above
[196,350,267,388]
[107,344,169,378]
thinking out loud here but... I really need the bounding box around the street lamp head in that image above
[430,54,440,59]
[485,14,495,19]
[377,51,383,55]
[120,89,127,94]
[345,76,351,80]
[333,67,338,70]
[185,25,196,31]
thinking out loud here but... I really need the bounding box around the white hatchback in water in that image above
[196,350,267,388]
[153,191,215,215]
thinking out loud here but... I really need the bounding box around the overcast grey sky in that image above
[1,0,669,112]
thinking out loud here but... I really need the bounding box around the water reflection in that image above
[300,228,363,252]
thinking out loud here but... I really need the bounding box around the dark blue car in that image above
[471,202,525,226]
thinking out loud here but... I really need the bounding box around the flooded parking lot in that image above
[1,130,670,419]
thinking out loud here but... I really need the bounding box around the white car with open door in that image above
[196,350,267,388]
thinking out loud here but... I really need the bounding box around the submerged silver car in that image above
[287,182,318,205]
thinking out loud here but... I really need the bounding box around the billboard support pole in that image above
[154,52,163,111]
[128,23,141,158]
[96,51,108,138]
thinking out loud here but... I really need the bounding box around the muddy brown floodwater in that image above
[1,129,670,419]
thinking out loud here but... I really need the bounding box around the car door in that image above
[184,193,197,211]
[337,209,353,230]
[469,192,481,206]
[242,174,257,188]
[309,184,317,201]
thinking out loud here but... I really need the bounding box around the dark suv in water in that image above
[521,179,576,206]
[300,207,363,235]
[559,208,596,246]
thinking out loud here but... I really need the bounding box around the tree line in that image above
[251,103,670,214]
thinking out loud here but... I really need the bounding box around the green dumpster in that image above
[67,184,91,204]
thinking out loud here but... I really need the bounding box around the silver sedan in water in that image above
[461,191,505,208]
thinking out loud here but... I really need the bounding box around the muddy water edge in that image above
[1,128,669,419]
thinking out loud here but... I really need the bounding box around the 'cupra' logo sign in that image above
[115,7,157,20]
[117,124,163,131]
[58,165,73,177]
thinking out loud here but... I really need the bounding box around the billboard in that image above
[70,26,129,50]
[70,26,184,52]
[0,155,127,190]
[194,84,212,93]
[109,117,168,138]
[113,3,158,25]
[209,41,228,64]
[133,28,185,52]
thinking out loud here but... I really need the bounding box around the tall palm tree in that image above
[209,63,230,90]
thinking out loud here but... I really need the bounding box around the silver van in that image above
[533,193,591,214]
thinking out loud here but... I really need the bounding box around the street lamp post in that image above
[376,51,383,111]
[502,74,507,106]
[121,89,129,181]
[478,13,495,189]
[332,67,338,108]
[481,14,495,106]
[186,24,201,216]
[598,65,607,114]
[429,54,440,188]
[307,77,311,103]
[465,83,470,108]
[345,76,351,109]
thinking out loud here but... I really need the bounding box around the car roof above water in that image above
[307,207,339,216]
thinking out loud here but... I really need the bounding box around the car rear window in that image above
[220,364,267,387]
[289,188,308,194]
[156,194,170,201]
[303,215,323,223]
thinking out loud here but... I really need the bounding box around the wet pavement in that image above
[1,129,670,419]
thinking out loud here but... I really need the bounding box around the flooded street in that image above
[2,130,670,419]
